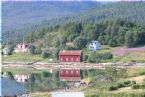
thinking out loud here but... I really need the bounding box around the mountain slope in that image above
[77,2,145,26]
[2,1,101,31]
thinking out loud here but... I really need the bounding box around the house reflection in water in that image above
[0,77,30,97]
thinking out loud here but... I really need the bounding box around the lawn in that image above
[31,92,50,97]
[127,67,145,77]
[2,67,50,74]
[2,53,52,62]
[2,45,145,63]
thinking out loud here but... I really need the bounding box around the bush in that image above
[83,55,88,61]
[41,52,50,59]
[139,71,145,75]
[117,83,125,88]
[123,80,131,86]
[140,84,145,89]
[108,85,118,91]
[132,84,140,89]
[87,52,113,63]
[101,53,113,60]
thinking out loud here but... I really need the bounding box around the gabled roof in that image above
[16,43,32,48]
[51,92,84,97]
[59,50,82,56]
[0,77,28,96]
[89,40,100,44]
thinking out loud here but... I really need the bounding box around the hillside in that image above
[78,2,145,26]
[2,2,145,42]
[2,1,100,32]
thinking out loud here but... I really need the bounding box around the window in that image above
[66,70,68,74]
[61,58,63,61]
[66,58,68,61]
[76,71,79,74]
[71,58,74,61]
[71,70,73,74]
[76,58,79,61]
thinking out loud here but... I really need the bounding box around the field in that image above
[2,45,145,63]
[2,53,52,62]
[2,67,49,74]
[83,45,145,63]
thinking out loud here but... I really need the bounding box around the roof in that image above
[51,92,84,97]
[16,43,32,48]
[0,77,28,96]
[89,41,100,44]
[59,69,81,77]
[59,50,82,56]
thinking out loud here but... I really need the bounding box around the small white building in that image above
[2,47,10,55]
[14,74,29,83]
[51,92,84,97]
[88,41,101,51]
[14,43,32,53]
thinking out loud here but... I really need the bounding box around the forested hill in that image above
[2,1,100,32]
[77,2,145,26]
[2,1,145,43]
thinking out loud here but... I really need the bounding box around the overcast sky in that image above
[1,0,145,1]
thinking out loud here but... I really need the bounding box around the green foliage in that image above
[108,85,118,91]
[41,52,50,59]
[52,48,60,61]
[86,92,145,97]
[27,71,67,92]
[87,52,113,63]
[29,45,36,55]
[132,84,145,89]
[73,36,88,50]
[81,69,100,78]
[7,72,14,80]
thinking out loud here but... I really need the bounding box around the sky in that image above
[1,0,145,1]
[1,0,145,2]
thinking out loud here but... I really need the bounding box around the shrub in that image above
[41,52,50,59]
[83,55,88,61]
[139,71,145,75]
[108,85,118,91]
[140,84,145,89]
[101,53,113,60]
[132,84,140,89]
[123,80,131,86]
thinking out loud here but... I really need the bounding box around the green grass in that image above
[127,68,145,77]
[31,92,50,97]
[2,53,52,62]
[2,67,50,74]
[2,45,145,63]
[119,52,145,62]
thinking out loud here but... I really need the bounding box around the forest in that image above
[2,2,145,43]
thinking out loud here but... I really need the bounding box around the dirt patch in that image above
[128,75,145,83]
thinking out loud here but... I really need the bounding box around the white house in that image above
[88,41,101,51]
[51,92,84,97]
[2,47,10,55]
[14,43,32,53]
[14,74,30,83]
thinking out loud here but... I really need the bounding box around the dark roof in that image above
[59,69,81,77]
[0,77,28,96]
[59,50,82,56]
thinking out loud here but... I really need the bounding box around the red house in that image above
[59,69,81,81]
[59,50,82,62]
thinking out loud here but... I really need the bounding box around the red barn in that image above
[59,50,82,62]
[59,69,81,81]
